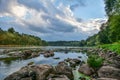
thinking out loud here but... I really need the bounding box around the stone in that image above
[55,61,74,80]
[78,64,94,76]
[4,64,53,80]
[98,66,120,79]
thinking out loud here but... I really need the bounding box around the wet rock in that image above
[4,63,73,80]
[78,64,94,76]
[22,50,33,58]
[64,58,81,67]
[44,51,54,58]
[30,52,40,58]
[98,66,120,79]
[72,59,81,64]
[78,56,82,58]
[34,64,53,80]
[6,50,41,59]
[53,57,60,59]
[4,64,53,80]
[27,62,34,66]
[4,66,36,80]
[55,61,74,80]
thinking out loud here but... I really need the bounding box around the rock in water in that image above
[55,61,74,80]
[4,64,53,80]
[78,64,94,76]
[98,66,120,79]
[4,64,74,80]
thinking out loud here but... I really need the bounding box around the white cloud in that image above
[0,0,107,41]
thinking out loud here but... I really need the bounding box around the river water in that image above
[0,47,88,80]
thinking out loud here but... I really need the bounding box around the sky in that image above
[0,0,107,41]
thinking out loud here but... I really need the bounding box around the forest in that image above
[0,27,48,46]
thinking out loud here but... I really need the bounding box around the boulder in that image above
[44,51,54,58]
[4,66,36,80]
[53,57,60,59]
[98,66,120,79]
[64,58,81,67]
[34,64,53,80]
[55,61,74,80]
[78,64,94,76]
[30,52,40,58]
[4,64,53,80]
[4,63,73,80]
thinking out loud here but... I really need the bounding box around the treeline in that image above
[48,41,86,46]
[48,40,87,46]
[83,0,120,46]
[0,27,48,46]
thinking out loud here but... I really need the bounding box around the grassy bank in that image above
[99,43,120,55]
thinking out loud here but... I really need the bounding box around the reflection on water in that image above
[0,51,88,80]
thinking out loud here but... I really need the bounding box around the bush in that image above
[87,55,104,69]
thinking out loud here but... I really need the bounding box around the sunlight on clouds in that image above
[12,6,27,18]
[0,0,107,40]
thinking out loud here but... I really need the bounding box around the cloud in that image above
[0,0,107,41]
[0,0,27,18]
[69,0,86,11]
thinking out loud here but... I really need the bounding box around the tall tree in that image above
[8,27,15,33]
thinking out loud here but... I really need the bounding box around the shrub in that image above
[87,55,104,69]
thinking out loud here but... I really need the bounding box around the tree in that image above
[0,28,3,32]
[8,27,15,33]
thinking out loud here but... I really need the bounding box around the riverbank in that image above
[79,47,120,80]
[99,43,120,55]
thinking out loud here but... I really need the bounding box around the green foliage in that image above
[0,57,19,61]
[109,15,120,42]
[48,41,83,46]
[105,0,120,43]
[104,0,120,16]
[8,27,15,33]
[0,27,48,46]
[100,43,120,54]
[87,55,104,69]
[48,40,87,46]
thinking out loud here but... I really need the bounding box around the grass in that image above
[87,55,104,69]
[99,43,120,55]
[0,57,19,61]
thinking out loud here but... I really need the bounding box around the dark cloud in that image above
[17,0,48,13]
[69,0,86,11]
[49,18,75,32]
[41,15,75,32]
[28,26,52,33]
[70,4,80,11]
[26,16,75,33]
[0,0,12,14]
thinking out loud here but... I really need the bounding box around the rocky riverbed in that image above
[0,47,88,80]
[1,47,120,80]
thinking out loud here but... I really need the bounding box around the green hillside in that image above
[0,27,48,46]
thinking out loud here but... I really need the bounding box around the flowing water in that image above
[0,47,88,80]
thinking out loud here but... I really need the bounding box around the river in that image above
[0,47,88,80]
